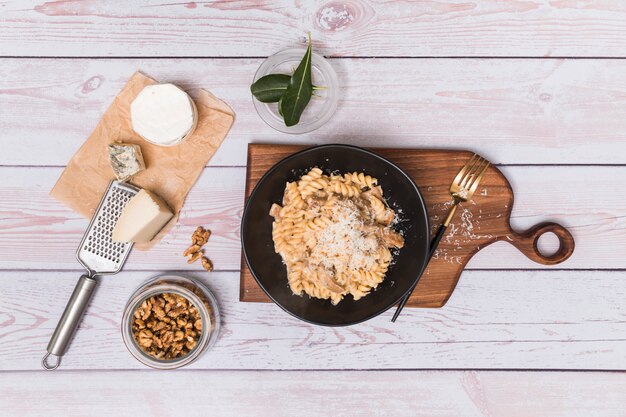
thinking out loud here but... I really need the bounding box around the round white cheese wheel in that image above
[130,83,197,147]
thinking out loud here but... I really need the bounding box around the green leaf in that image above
[280,34,313,127]
[278,96,284,117]
[250,74,291,103]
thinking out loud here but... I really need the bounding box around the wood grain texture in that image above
[1,0,624,407]
[0,165,623,271]
[239,144,575,307]
[1,371,625,417]
[1,270,624,371]
[4,1,626,57]
[5,58,626,166]
[506,222,575,265]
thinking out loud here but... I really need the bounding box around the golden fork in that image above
[392,153,491,322]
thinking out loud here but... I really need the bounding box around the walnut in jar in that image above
[131,293,202,360]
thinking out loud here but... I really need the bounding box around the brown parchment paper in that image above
[50,71,235,250]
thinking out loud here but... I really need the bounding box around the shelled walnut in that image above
[201,256,213,272]
[192,226,210,246]
[183,226,213,272]
[131,293,202,360]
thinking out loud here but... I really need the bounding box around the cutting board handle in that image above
[504,222,575,265]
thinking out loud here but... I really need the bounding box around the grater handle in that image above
[42,274,98,370]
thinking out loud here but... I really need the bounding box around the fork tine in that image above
[467,160,491,197]
[459,155,486,189]
[452,154,478,186]
[457,155,481,189]
[463,158,488,191]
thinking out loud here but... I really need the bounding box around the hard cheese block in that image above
[113,189,173,243]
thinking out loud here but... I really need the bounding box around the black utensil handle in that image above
[391,224,448,322]
[428,224,448,259]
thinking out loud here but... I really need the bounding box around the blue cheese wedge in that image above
[108,143,145,181]
[112,189,173,243]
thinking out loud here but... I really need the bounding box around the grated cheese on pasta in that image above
[310,199,379,273]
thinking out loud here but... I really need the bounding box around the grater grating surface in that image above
[76,181,140,275]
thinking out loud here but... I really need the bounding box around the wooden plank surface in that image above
[1,270,624,371]
[1,371,625,417]
[4,1,626,57]
[4,58,626,166]
[2,2,626,413]
[0,165,623,271]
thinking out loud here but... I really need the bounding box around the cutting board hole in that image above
[537,232,560,257]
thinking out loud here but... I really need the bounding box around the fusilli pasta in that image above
[270,167,405,304]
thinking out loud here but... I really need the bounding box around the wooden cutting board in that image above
[239,144,575,308]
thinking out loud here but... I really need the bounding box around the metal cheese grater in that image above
[42,180,140,370]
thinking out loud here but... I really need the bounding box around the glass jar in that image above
[121,274,220,369]
[252,48,339,134]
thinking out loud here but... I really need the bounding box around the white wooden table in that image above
[1,2,625,416]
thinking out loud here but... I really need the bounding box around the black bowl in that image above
[241,144,430,326]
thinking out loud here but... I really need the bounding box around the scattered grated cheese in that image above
[309,199,380,273]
